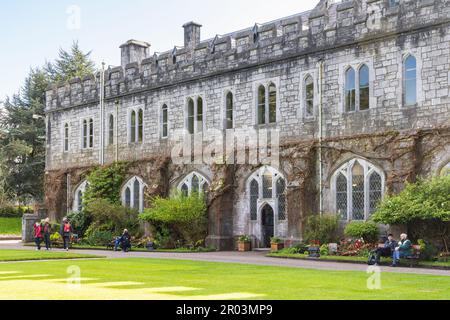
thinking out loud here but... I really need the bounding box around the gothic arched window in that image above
[332,159,385,221]
[64,123,69,152]
[225,92,234,129]
[276,178,286,221]
[345,67,356,112]
[258,85,266,125]
[89,118,94,148]
[359,64,370,111]
[73,181,89,212]
[404,55,417,106]
[161,104,168,138]
[108,114,114,146]
[304,75,314,118]
[122,177,147,213]
[250,179,259,221]
[187,98,195,134]
[177,172,210,196]
[130,110,136,142]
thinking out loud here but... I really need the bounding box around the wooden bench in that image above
[376,244,421,267]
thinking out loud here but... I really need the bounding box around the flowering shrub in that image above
[338,239,376,257]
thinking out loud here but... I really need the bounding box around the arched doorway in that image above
[261,204,274,248]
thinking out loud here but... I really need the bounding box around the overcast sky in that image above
[0,0,318,100]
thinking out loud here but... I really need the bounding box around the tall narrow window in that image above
[369,172,382,214]
[226,92,233,129]
[192,175,200,194]
[258,85,266,125]
[89,119,94,148]
[64,123,69,152]
[138,109,143,143]
[305,75,314,118]
[82,120,88,149]
[250,179,259,221]
[133,179,140,210]
[130,111,136,142]
[77,190,83,212]
[187,99,195,134]
[359,65,370,111]
[276,178,286,221]
[351,162,365,221]
[181,183,189,197]
[268,83,277,123]
[345,68,356,112]
[336,173,348,221]
[262,171,273,199]
[108,115,114,146]
[404,55,417,106]
[125,187,131,208]
[161,104,168,138]
[197,97,203,133]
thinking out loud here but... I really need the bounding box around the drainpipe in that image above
[99,62,106,166]
[115,99,119,163]
[318,60,324,216]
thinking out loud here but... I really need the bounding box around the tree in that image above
[373,175,450,252]
[0,43,95,204]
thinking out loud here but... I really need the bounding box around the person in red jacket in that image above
[33,222,43,251]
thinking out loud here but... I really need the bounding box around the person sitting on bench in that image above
[373,234,397,265]
[392,233,412,267]
[114,229,131,252]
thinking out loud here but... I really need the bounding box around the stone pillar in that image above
[22,214,39,243]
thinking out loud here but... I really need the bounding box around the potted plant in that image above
[270,237,284,252]
[237,235,251,252]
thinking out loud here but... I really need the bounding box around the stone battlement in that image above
[45,0,450,112]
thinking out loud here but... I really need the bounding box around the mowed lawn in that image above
[0,257,449,300]
[0,250,102,262]
[0,217,21,235]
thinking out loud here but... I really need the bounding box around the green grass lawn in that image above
[0,258,449,300]
[0,250,102,262]
[0,217,21,236]
[268,253,450,269]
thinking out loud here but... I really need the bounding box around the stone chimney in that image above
[120,40,151,66]
[183,22,202,49]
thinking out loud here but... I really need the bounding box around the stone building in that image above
[45,0,450,250]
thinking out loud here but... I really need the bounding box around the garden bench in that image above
[376,244,421,267]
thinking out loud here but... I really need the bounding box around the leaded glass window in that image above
[250,179,259,221]
[352,162,365,220]
[161,105,168,138]
[77,190,83,212]
[108,115,114,146]
[130,111,136,142]
[89,119,94,148]
[369,172,382,214]
[125,187,131,208]
[181,183,189,197]
[178,172,210,196]
[276,178,286,221]
[336,173,348,221]
[197,97,203,133]
[133,179,140,210]
[192,175,200,194]
[138,109,143,143]
[64,123,69,152]
[82,120,88,149]
[187,99,195,134]
[122,177,146,213]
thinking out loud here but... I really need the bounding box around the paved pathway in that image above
[0,241,449,276]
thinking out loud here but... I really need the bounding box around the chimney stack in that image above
[183,22,202,49]
[120,40,151,66]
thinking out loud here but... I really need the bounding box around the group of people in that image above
[371,233,413,267]
[33,218,73,251]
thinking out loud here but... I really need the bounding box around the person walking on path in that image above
[33,222,43,251]
[59,218,73,251]
[43,218,52,251]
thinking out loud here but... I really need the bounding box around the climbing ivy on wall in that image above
[83,162,129,209]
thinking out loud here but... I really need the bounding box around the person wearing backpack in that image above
[60,218,73,251]
[43,218,52,251]
[33,222,43,251]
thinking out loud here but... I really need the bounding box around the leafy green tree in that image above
[373,175,450,252]
[0,43,95,204]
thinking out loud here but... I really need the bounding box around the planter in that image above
[308,246,321,258]
[271,243,285,252]
[238,242,251,252]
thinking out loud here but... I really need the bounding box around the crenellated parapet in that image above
[45,0,450,112]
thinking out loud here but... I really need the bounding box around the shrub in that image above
[344,221,379,243]
[271,237,283,244]
[0,206,29,218]
[84,230,114,246]
[140,191,207,248]
[303,214,339,245]
[320,244,329,256]
[238,235,251,243]
[85,199,141,237]
[418,239,439,261]
[67,211,91,237]
[50,232,61,243]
